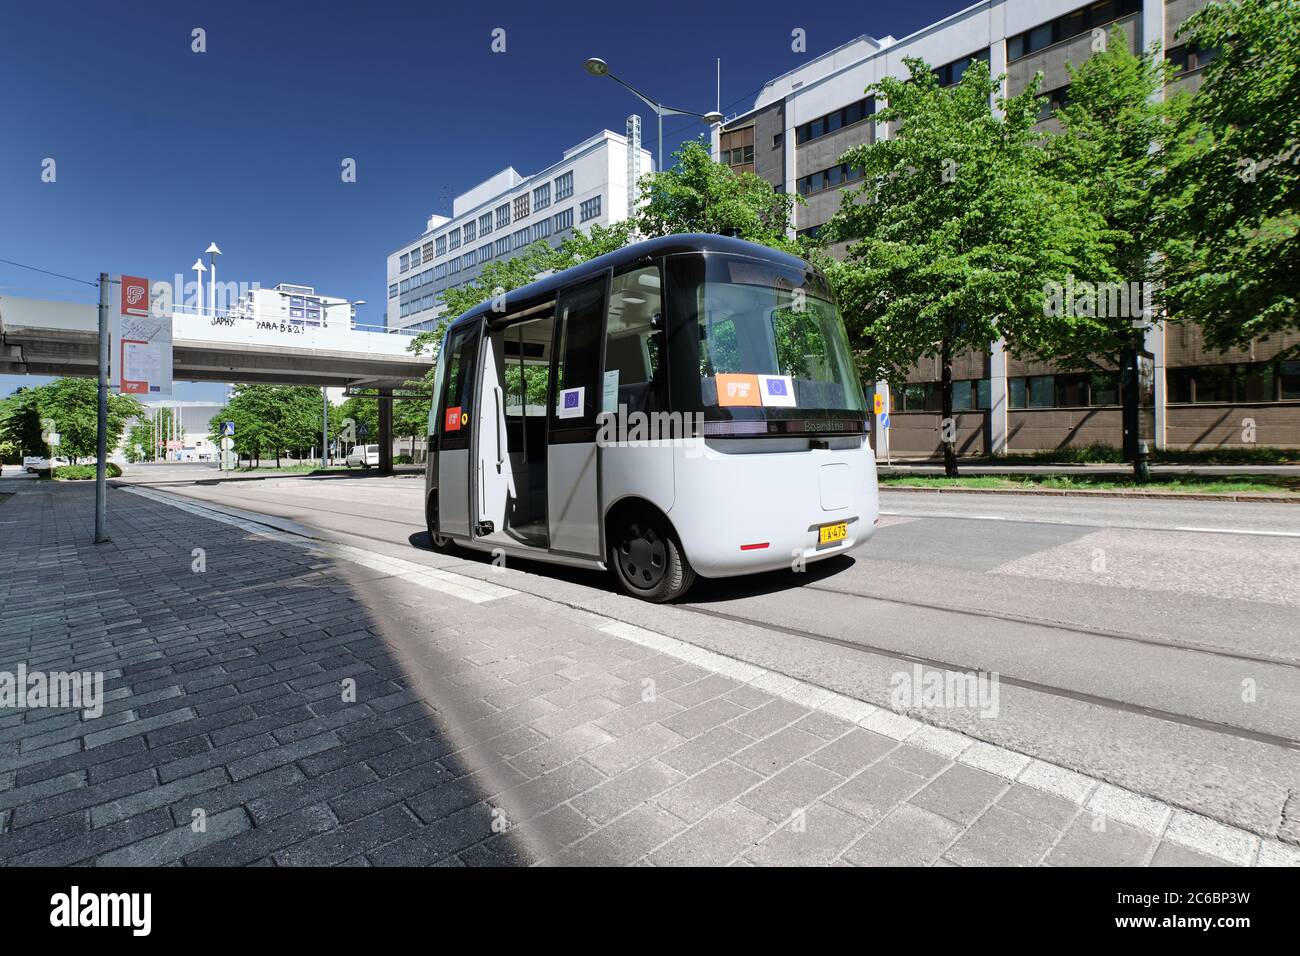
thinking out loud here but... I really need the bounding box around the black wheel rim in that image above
[618,522,667,591]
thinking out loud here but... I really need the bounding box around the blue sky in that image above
[1,0,961,401]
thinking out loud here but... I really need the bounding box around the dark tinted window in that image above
[550,276,607,431]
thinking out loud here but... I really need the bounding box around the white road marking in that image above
[1176,526,1300,539]
[880,509,1300,538]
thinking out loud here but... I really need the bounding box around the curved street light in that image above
[583,57,723,172]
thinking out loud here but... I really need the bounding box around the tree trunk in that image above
[940,338,958,477]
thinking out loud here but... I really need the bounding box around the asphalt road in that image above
[113,461,1300,839]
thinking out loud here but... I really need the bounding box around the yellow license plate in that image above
[818,522,848,545]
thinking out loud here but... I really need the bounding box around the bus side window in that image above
[551,277,606,431]
[605,265,665,415]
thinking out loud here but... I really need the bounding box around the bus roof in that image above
[445,233,813,333]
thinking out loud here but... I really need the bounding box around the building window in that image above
[1167,43,1218,75]
[1037,85,1071,121]
[462,248,476,268]
[795,97,874,145]
[534,217,552,241]
[580,195,601,222]
[796,162,864,196]
[898,380,991,412]
[399,278,410,294]
[495,203,510,229]
[1007,372,1121,408]
[479,243,493,262]
[409,248,422,268]
[1168,362,1286,404]
[773,132,783,149]
[388,283,398,298]
[533,182,551,210]
[512,227,529,250]
[495,237,510,257]
[933,50,990,87]
[399,253,409,272]
[422,241,435,262]
[448,228,461,250]
[513,194,530,221]
[435,235,447,256]
[435,263,447,280]
[554,207,573,232]
[1007,0,1142,62]
[723,144,755,167]
[463,220,476,243]
[478,211,493,236]
[555,171,574,200]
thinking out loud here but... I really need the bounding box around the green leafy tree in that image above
[1160,0,1300,353]
[0,387,46,458]
[635,140,802,252]
[822,57,1110,475]
[0,378,142,463]
[1034,26,1189,373]
[209,385,321,468]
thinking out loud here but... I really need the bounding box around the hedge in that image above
[53,463,122,480]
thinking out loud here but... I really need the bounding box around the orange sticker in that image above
[716,374,762,407]
[445,406,463,431]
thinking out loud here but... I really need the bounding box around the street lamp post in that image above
[583,58,723,173]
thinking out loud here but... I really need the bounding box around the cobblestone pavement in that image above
[0,482,1296,867]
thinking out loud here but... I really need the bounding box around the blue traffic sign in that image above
[880,414,891,430]
[222,421,235,436]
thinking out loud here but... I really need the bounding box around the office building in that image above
[717,0,1299,453]
[386,125,653,334]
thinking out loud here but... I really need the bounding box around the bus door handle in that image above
[494,387,504,470]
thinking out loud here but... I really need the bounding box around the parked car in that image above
[22,456,70,473]
[345,444,379,470]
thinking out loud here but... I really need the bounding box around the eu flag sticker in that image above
[758,375,797,407]
[558,386,584,419]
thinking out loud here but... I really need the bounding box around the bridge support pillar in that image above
[378,388,394,475]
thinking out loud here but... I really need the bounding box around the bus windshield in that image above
[667,254,866,422]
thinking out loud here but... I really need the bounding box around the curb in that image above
[879,484,1300,503]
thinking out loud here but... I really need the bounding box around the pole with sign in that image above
[110,275,174,400]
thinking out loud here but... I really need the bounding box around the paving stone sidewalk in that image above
[0,481,1294,867]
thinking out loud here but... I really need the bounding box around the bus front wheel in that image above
[609,511,694,602]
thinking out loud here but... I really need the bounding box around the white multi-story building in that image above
[386,125,653,334]
[713,0,1300,456]
[227,283,358,329]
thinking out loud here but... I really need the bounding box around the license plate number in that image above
[818,522,848,545]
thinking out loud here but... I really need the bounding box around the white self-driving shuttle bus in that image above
[424,234,879,601]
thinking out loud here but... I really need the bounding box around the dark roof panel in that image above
[448,233,811,331]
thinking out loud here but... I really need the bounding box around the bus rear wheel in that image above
[609,511,694,602]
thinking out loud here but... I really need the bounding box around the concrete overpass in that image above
[0,295,432,390]
[1,294,435,473]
